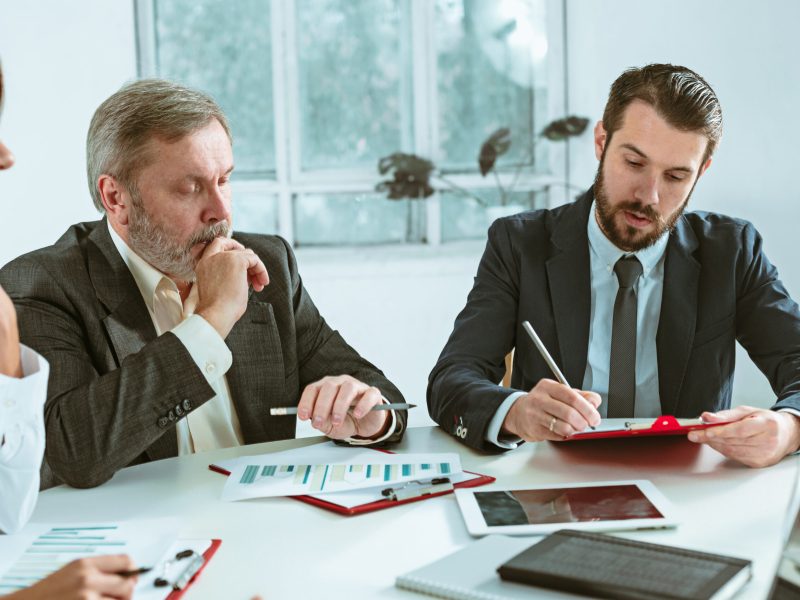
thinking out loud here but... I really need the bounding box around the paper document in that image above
[0,518,179,596]
[219,443,462,502]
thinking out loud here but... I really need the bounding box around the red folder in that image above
[209,449,494,516]
[168,539,222,600]
[568,415,729,441]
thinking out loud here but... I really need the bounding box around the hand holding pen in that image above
[500,321,602,442]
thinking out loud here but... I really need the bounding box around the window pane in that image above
[294,193,422,245]
[154,0,275,174]
[295,0,412,170]
[233,191,279,235]
[440,188,546,241]
[436,0,548,171]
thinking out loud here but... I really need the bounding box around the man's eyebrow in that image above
[184,166,235,181]
[620,143,694,173]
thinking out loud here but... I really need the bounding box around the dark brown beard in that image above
[592,156,693,252]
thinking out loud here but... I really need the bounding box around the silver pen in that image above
[521,320,595,430]
[270,402,416,416]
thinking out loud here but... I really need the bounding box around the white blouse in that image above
[0,345,49,534]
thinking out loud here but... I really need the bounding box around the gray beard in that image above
[127,202,231,281]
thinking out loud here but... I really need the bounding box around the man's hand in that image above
[297,375,390,440]
[194,237,269,338]
[0,285,22,378]
[7,554,137,600]
[502,378,601,441]
[688,406,800,468]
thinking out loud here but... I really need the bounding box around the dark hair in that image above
[603,64,722,163]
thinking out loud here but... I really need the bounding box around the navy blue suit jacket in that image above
[428,190,800,451]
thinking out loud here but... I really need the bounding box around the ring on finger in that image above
[549,416,557,432]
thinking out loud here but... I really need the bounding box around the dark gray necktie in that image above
[608,255,643,418]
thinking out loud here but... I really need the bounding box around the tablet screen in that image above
[474,484,664,527]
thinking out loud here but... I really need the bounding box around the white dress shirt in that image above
[0,345,49,534]
[108,223,396,451]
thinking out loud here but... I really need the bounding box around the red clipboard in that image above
[208,449,495,516]
[568,415,730,441]
[168,539,222,600]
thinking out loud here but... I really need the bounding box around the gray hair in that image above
[86,79,231,212]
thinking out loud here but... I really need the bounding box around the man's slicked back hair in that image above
[86,79,231,212]
[602,64,722,164]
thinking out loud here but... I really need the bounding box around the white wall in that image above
[0,0,138,265]
[1,1,798,430]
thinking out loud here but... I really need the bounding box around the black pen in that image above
[117,567,152,578]
[521,320,596,430]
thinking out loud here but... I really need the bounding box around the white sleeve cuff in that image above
[0,345,49,455]
[485,391,526,449]
[172,315,233,385]
[343,397,398,446]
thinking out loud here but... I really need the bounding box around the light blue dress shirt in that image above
[486,200,669,448]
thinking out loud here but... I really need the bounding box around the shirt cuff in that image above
[0,344,50,470]
[485,391,526,449]
[172,315,233,385]
[343,397,398,446]
[0,345,49,453]
[777,409,800,454]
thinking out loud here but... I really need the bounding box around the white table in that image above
[28,426,799,599]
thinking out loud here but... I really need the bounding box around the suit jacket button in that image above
[168,410,177,422]
[158,417,169,428]
[175,405,185,417]
[182,399,192,411]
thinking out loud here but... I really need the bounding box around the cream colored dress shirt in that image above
[0,345,49,533]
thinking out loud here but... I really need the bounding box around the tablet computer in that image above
[455,480,678,536]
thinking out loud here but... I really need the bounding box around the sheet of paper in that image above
[221,451,463,501]
[0,518,179,596]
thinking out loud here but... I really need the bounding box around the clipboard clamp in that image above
[154,549,206,590]
[381,477,453,502]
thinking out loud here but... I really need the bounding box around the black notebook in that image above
[497,529,752,600]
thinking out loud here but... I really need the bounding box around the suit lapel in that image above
[87,222,158,363]
[657,217,700,415]
[545,193,592,387]
[225,299,289,444]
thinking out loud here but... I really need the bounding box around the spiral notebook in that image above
[395,536,541,600]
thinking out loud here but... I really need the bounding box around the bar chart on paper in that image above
[222,452,462,501]
[0,520,177,595]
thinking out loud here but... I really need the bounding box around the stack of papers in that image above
[217,443,464,503]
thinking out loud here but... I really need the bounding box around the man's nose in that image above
[0,140,15,170]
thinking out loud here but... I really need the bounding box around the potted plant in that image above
[375,115,590,224]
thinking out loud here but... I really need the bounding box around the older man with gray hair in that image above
[0,79,407,490]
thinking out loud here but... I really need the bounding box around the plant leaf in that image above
[375,153,436,200]
[541,115,590,141]
[478,127,512,176]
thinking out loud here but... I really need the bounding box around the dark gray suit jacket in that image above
[428,190,800,451]
[0,220,406,488]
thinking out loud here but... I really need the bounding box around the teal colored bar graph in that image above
[240,465,259,484]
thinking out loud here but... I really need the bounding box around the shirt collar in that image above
[587,199,669,277]
[107,220,178,314]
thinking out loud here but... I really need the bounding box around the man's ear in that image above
[698,156,713,179]
[97,175,131,226]
[593,120,607,161]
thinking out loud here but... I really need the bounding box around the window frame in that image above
[135,0,568,246]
